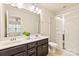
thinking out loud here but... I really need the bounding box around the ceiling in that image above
[7,3,79,14]
[34,3,79,13]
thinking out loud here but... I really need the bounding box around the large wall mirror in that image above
[5,11,22,37]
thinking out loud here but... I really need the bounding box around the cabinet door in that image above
[27,42,36,49]
[27,47,36,56]
[37,43,48,56]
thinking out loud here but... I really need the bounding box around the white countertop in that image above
[0,35,48,50]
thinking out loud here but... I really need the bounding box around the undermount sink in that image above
[0,34,46,46]
[0,39,27,46]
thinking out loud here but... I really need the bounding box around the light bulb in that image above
[37,9,42,14]
[10,3,17,7]
[29,5,35,12]
[16,3,23,8]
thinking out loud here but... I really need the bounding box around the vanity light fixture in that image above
[35,7,42,14]
[10,3,17,7]
[29,5,35,12]
[6,3,24,8]
[28,5,42,14]
[37,9,42,14]
[5,3,42,14]
[16,3,24,8]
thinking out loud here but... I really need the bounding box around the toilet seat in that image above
[49,42,58,48]
[49,42,59,52]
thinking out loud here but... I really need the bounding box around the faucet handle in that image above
[14,38,16,40]
[10,38,16,41]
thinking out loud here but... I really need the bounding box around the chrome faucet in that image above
[10,38,16,41]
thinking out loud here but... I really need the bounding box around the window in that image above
[5,15,22,37]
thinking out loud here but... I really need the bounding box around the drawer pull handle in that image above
[29,50,35,53]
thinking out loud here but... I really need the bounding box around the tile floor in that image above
[48,48,77,56]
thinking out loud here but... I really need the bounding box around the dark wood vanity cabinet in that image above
[0,44,27,56]
[37,39,48,56]
[15,52,27,56]
[0,38,48,56]
[27,42,36,56]
[37,44,48,56]
[27,47,36,56]
[27,38,48,56]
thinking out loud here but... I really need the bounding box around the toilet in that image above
[49,42,59,53]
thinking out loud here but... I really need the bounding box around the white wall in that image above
[64,9,79,54]
[56,5,79,54]
[55,15,64,48]
[40,8,55,41]
[0,4,2,38]
[0,4,40,38]
[0,4,6,38]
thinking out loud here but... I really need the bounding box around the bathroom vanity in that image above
[0,37,48,56]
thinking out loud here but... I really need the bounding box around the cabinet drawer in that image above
[0,44,27,56]
[15,52,27,56]
[27,47,36,56]
[27,42,36,49]
[37,38,48,45]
